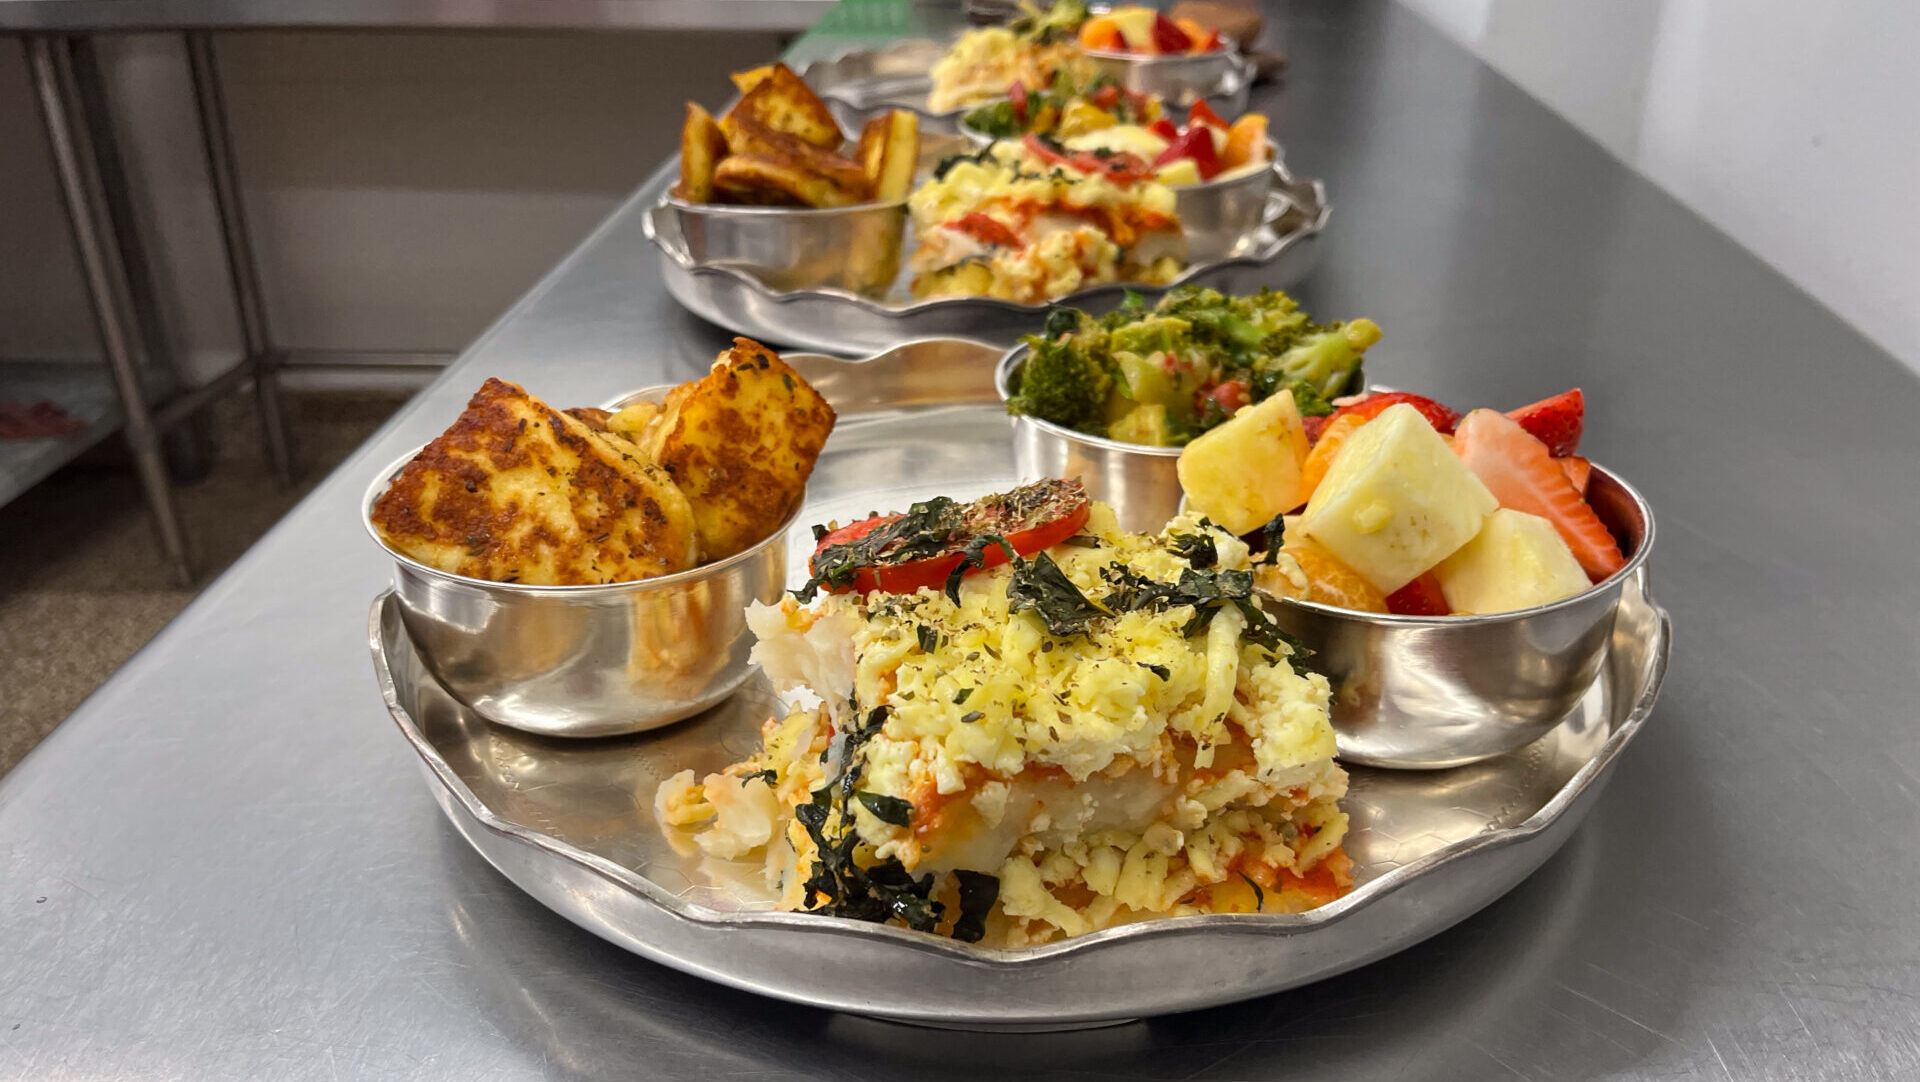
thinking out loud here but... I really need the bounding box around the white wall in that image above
[1399,0,1920,374]
[0,30,784,381]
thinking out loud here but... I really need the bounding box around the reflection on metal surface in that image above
[370,344,1672,1026]
[801,39,1253,126]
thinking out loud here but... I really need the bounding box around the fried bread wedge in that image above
[712,153,865,208]
[371,378,700,584]
[647,339,836,561]
[675,102,730,202]
[723,62,841,149]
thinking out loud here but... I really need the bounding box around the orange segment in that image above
[1299,412,1367,506]
[1283,538,1389,612]
[1222,115,1269,170]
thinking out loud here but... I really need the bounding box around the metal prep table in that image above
[1,0,837,583]
[3,0,1918,1077]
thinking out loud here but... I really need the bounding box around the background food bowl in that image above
[952,128,1282,261]
[1084,46,1251,108]
[996,342,1184,533]
[1274,465,1657,769]
[658,195,907,297]
[362,430,796,738]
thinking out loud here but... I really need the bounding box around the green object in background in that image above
[787,0,963,63]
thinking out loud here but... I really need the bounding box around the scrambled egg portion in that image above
[908,143,1185,302]
[658,504,1352,946]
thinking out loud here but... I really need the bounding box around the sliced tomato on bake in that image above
[806,479,1092,597]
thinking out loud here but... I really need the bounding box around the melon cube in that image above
[1297,403,1497,593]
[1177,390,1310,535]
[1435,508,1592,614]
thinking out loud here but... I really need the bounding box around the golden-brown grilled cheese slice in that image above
[650,339,836,561]
[371,378,700,584]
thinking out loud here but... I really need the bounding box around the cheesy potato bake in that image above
[657,481,1351,946]
[909,140,1186,302]
[370,339,833,585]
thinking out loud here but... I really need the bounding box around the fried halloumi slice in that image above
[608,400,664,446]
[711,152,865,208]
[648,339,836,561]
[730,65,775,96]
[722,62,842,150]
[865,109,919,202]
[719,114,870,197]
[675,102,730,203]
[370,378,700,584]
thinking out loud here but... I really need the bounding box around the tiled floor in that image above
[0,387,409,776]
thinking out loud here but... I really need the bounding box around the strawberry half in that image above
[1328,391,1460,434]
[1452,409,1624,582]
[1506,388,1583,457]
[1386,572,1450,616]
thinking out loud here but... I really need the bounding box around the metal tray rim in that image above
[642,171,1329,322]
[373,429,1670,969]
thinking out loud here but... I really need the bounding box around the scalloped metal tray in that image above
[645,170,1327,355]
[371,339,1671,1029]
[799,38,1256,132]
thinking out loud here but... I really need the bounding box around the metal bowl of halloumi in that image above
[362,340,833,738]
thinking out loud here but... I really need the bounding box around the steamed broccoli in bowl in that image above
[1005,287,1381,447]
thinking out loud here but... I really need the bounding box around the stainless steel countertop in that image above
[0,0,835,33]
[5,1,1918,1078]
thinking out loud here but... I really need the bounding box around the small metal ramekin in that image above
[362,426,796,738]
[1084,47,1252,109]
[995,342,1184,533]
[1274,465,1658,769]
[952,128,1282,261]
[658,195,908,298]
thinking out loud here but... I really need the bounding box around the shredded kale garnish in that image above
[1005,552,1112,636]
[793,704,947,933]
[1139,661,1171,681]
[951,870,1001,944]
[1100,564,1311,673]
[1169,530,1219,569]
[1239,872,1266,910]
[854,791,914,828]
[945,532,1015,605]
[1059,534,1103,548]
[960,710,984,724]
[1259,513,1287,566]
[952,687,974,705]
[739,768,776,787]
[916,624,939,654]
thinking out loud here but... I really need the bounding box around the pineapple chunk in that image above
[1177,391,1310,535]
[1435,509,1591,614]
[1297,403,1497,593]
[1109,7,1159,50]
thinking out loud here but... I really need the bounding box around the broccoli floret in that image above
[1008,327,1113,434]
[1257,318,1382,401]
[963,100,1022,138]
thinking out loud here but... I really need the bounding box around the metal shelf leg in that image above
[186,30,292,488]
[26,35,194,586]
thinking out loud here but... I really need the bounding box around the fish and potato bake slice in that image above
[657,481,1353,948]
[369,377,699,585]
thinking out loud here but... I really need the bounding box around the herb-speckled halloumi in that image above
[370,377,700,585]
[648,339,836,562]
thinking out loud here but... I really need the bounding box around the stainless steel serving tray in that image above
[644,169,1328,355]
[373,339,1672,1029]
[801,38,1254,133]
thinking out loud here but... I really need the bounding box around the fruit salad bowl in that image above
[1270,464,1655,769]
